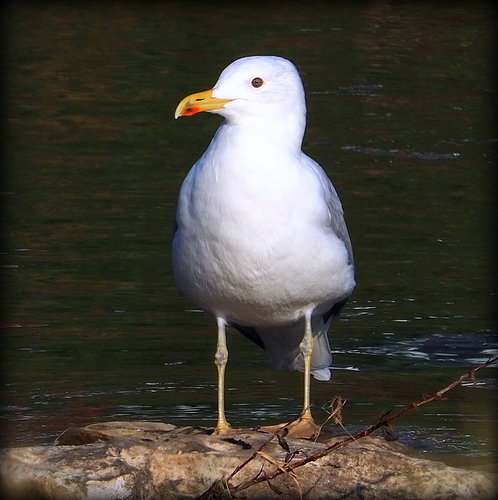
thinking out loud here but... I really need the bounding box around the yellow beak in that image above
[174,89,233,119]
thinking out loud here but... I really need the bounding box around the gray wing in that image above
[324,179,354,266]
[305,154,354,266]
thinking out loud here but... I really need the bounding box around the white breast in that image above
[172,125,355,327]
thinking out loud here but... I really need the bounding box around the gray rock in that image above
[1,421,495,500]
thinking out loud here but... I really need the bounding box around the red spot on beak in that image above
[181,106,201,117]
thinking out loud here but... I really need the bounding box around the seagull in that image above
[173,56,355,437]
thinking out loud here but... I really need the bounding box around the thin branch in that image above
[230,355,497,494]
[316,396,347,441]
[256,450,302,500]
[225,414,297,483]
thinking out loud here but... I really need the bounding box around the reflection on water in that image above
[2,2,495,469]
[336,332,498,367]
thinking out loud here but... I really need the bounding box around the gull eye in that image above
[251,77,264,88]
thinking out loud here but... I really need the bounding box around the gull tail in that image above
[293,315,334,381]
[231,314,340,381]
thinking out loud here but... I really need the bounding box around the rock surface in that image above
[1,421,496,500]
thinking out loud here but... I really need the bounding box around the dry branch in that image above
[229,356,497,495]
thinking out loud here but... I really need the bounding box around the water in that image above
[2,3,496,469]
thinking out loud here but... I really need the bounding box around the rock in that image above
[0,421,496,500]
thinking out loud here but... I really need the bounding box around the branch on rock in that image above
[225,356,497,496]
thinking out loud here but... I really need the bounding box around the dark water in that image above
[2,3,496,469]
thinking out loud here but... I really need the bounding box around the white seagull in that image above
[173,56,355,436]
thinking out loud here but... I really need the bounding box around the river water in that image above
[2,3,496,469]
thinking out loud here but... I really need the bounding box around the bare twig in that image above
[225,414,298,484]
[316,396,346,440]
[230,356,497,494]
[257,450,302,499]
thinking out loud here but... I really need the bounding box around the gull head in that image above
[174,56,307,127]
